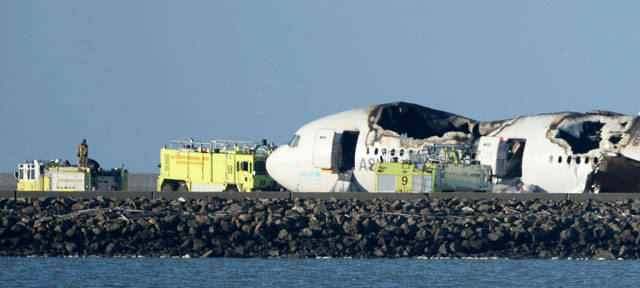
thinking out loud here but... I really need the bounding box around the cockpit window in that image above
[288,134,301,148]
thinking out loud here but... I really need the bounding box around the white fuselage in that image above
[266,103,640,193]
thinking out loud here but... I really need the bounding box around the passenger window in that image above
[567,156,572,164]
[549,156,553,163]
[366,148,370,155]
[585,157,590,164]
[594,158,599,164]
[399,149,404,157]
[381,148,387,155]
[390,149,396,156]
[575,157,581,164]
[558,156,562,163]
[374,148,378,155]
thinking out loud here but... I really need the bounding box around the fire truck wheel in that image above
[177,183,188,192]
[161,182,177,192]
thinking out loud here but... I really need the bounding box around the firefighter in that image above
[77,139,88,167]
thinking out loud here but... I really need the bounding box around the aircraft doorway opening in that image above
[504,139,526,178]
[338,131,359,172]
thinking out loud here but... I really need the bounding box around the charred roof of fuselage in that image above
[367,102,479,139]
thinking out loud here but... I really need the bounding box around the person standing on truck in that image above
[77,139,88,167]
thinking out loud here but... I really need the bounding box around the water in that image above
[0,258,636,287]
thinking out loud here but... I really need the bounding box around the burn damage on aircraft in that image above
[362,102,640,192]
[555,120,604,154]
[588,155,640,193]
[366,102,479,147]
[547,112,635,155]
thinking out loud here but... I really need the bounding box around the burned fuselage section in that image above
[364,103,479,159]
[267,102,640,193]
[360,102,640,193]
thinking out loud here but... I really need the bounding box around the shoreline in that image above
[2,196,640,259]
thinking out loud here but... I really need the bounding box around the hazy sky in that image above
[1,1,639,173]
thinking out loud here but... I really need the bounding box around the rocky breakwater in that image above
[2,196,640,259]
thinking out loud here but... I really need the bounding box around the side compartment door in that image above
[313,129,335,169]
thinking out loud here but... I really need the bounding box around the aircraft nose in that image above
[266,146,298,191]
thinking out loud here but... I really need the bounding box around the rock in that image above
[202,250,214,258]
[488,231,504,242]
[238,214,252,222]
[560,227,577,242]
[300,228,313,237]
[438,243,449,256]
[105,243,119,256]
[277,229,289,240]
[619,229,635,244]
[71,202,84,211]
[65,242,78,254]
[193,239,207,251]
[461,206,474,213]
[343,221,358,235]
[593,249,615,260]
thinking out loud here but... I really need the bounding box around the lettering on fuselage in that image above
[358,158,378,171]
[300,170,322,180]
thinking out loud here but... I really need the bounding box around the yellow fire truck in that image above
[16,159,128,192]
[157,139,277,192]
[374,144,492,193]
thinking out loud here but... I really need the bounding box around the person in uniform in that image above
[77,139,88,167]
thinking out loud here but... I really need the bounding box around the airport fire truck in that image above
[157,139,277,192]
[374,144,492,193]
[16,159,128,192]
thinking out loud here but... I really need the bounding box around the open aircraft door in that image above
[313,129,335,169]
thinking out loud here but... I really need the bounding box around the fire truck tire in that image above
[161,182,177,192]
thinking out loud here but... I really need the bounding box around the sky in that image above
[1,1,640,173]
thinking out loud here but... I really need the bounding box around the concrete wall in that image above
[3,190,640,202]
[128,173,158,191]
[0,173,16,191]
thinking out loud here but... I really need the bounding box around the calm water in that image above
[0,257,636,287]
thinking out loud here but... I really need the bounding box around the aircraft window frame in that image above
[558,156,562,163]
[594,158,599,164]
[374,148,379,155]
[390,149,396,156]
[567,156,572,164]
[288,134,301,148]
[366,148,370,155]
[575,156,581,164]
[381,148,387,155]
[399,149,404,157]
[585,157,590,164]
